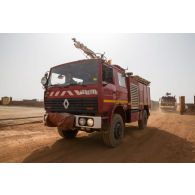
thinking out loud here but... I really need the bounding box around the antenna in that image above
[72,38,107,61]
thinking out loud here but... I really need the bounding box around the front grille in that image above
[44,97,98,115]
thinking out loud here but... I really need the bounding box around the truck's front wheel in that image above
[57,127,78,139]
[102,114,124,147]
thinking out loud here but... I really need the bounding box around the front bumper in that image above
[44,113,102,129]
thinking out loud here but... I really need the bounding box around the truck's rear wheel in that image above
[57,127,78,139]
[138,110,148,130]
[102,114,124,147]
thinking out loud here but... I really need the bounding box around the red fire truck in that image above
[41,38,151,147]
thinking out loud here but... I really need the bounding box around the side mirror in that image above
[41,76,47,86]
[41,72,48,87]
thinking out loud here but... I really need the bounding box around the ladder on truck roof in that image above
[133,75,150,86]
[72,38,107,61]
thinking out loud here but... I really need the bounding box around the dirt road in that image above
[0,107,195,162]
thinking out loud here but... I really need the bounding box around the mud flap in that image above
[45,113,75,130]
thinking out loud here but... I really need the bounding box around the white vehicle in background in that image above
[159,93,177,112]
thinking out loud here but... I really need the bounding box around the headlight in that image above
[41,76,47,86]
[87,118,94,127]
[79,118,86,126]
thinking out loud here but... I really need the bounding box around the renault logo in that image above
[63,99,69,109]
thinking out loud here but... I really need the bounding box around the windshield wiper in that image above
[78,83,87,87]
[49,84,63,87]
[49,82,87,87]
[49,84,70,88]
[68,82,87,87]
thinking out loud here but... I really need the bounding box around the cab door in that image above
[114,70,128,104]
[101,64,117,113]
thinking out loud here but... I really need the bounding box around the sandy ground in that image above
[0,106,44,127]
[0,106,195,162]
[0,106,44,118]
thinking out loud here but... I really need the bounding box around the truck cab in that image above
[43,59,128,128]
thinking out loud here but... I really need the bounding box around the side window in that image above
[118,72,126,87]
[102,65,113,84]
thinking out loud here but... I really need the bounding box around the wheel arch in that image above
[111,105,126,124]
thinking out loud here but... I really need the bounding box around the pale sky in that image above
[0,33,195,103]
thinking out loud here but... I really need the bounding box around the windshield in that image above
[48,61,99,86]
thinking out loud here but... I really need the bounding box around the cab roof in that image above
[52,58,103,69]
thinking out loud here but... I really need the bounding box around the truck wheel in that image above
[138,110,148,130]
[102,114,124,147]
[57,127,78,139]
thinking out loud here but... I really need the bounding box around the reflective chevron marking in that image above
[49,89,98,96]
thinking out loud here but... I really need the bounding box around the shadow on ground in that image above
[23,125,195,163]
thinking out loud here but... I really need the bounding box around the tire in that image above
[102,114,124,147]
[138,110,148,130]
[57,127,78,139]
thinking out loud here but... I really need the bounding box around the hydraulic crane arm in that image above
[72,38,106,60]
